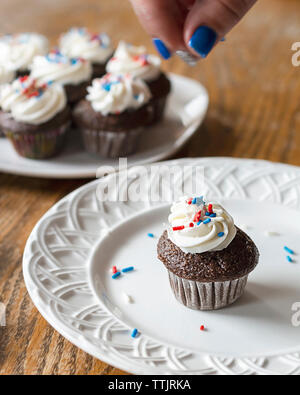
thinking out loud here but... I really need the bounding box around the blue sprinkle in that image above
[197,221,202,226]
[203,219,211,225]
[122,267,134,273]
[147,233,154,238]
[131,329,138,338]
[210,213,216,218]
[71,58,78,65]
[284,246,295,255]
[205,212,210,216]
[112,272,121,279]
[218,232,225,237]
[286,256,293,263]
[102,83,111,92]
[192,198,197,204]
[134,94,140,100]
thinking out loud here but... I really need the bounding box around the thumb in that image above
[184,0,257,58]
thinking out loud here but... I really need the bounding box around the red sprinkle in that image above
[208,204,213,214]
[194,210,201,222]
[173,226,185,231]
[200,325,205,331]
[112,266,117,274]
[187,198,193,205]
[19,75,29,83]
[189,223,194,228]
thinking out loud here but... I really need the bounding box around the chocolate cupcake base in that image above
[4,122,70,159]
[168,271,248,311]
[81,127,142,158]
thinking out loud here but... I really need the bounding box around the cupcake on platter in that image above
[59,28,113,79]
[157,196,260,311]
[106,41,171,125]
[0,65,16,137]
[0,76,71,159]
[0,33,48,77]
[73,73,152,158]
[29,50,92,104]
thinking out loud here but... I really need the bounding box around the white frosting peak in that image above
[167,196,237,254]
[60,28,113,64]
[30,51,92,86]
[0,65,15,84]
[106,41,161,82]
[0,76,67,125]
[0,33,48,72]
[86,74,151,115]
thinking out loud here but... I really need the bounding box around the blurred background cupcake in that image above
[29,50,92,105]
[0,76,71,159]
[59,28,113,79]
[0,65,16,137]
[73,73,152,158]
[0,33,48,77]
[106,41,171,125]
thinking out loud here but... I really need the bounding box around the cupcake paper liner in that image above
[4,122,70,159]
[168,270,249,311]
[80,127,143,158]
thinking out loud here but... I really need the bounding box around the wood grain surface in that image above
[0,0,300,375]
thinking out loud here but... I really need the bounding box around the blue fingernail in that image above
[189,26,218,58]
[152,38,171,60]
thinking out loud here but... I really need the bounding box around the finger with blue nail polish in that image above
[153,38,172,60]
[189,26,217,58]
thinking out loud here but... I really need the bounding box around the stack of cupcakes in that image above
[0,28,172,159]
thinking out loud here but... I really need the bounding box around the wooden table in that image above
[0,0,299,375]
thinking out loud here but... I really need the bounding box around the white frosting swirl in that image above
[0,33,48,72]
[0,65,15,84]
[30,51,92,86]
[0,77,67,125]
[167,196,237,254]
[60,28,113,64]
[86,74,151,115]
[106,41,161,82]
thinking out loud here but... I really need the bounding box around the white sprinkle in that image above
[123,293,133,304]
[264,231,280,237]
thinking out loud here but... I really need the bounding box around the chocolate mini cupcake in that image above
[60,28,113,79]
[0,33,48,76]
[0,76,70,159]
[73,73,152,158]
[106,41,171,125]
[158,196,259,311]
[29,51,92,104]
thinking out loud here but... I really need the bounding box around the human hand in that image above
[129,0,257,63]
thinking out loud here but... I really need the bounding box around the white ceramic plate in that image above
[23,157,300,375]
[0,74,208,179]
